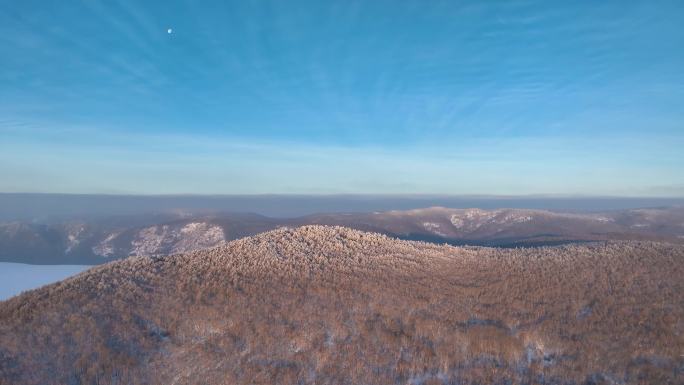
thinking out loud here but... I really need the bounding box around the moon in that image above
[167,28,173,34]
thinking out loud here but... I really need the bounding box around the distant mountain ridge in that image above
[2,207,684,264]
[4,193,683,221]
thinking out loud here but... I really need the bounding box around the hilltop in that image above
[1,226,683,384]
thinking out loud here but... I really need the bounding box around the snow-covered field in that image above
[0,262,90,301]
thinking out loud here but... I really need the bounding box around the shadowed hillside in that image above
[1,226,683,384]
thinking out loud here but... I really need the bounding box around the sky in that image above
[1,0,683,196]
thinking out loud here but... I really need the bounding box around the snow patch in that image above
[130,222,225,256]
[495,214,532,224]
[92,232,120,257]
[64,225,86,254]
[450,215,464,229]
[422,222,447,237]
[450,209,502,230]
[464,208,497,220]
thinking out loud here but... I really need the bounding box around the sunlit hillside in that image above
[1,226,682,384]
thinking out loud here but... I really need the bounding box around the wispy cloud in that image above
[1,0,682,194]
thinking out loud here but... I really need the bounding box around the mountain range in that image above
[2,206,684,264]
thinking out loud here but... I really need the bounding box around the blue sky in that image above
[1,0,683,195]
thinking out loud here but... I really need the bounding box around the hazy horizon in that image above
[2,192,683,221]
